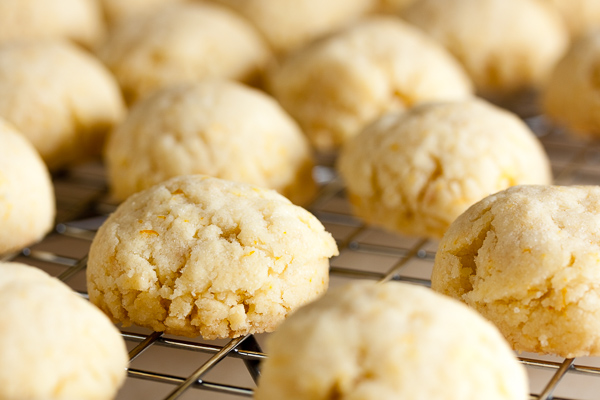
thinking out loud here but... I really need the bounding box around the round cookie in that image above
[97,2,271,104]
[254,280,528,400]
[402,0,568,96]
[542,32,600,139]
[545,0,600,39]
[209,0,373,54]
[433,185,600,358]
[337,99,552,239]
[0,39,125,170]
[267,16,473,152]
[105,80,316,205]
[0,0,105,48]
[87,174,339,340]
[0,262,128,400]
[0,119,55,254]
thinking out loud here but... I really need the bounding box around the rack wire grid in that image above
[4,115,600,400]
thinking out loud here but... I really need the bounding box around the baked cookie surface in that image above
[87,175,338,339]
[0,119,55,254]
[254,280,528,400]
[402,0,568,96]
[433,185,600,358]
[98,2,271,104]
[105,80,316,205]
[337,99,551,239]
[0,262,128,400]
[268,16,473,152]
[0,39,125,170]
[543,32,600,139]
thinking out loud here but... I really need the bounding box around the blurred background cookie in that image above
[97,2,271,104]
[0,39,125,170]
[0,262,128,400]
[0,119,55,254]
[105,80,316,205]
[433,185,600,358]
[208,0,373,55]
[0,0,105,48]
[255,281,528,400]
[87,175,338,339]
[545,0,600,40]
[268,16,473,153]
[543,32,600,139]
[401,0,568,98]
[337,99,551,239]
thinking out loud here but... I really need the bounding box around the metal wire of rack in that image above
[5,117,600,400]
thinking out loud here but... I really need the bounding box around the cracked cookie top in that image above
[254,280,528,400]
[433,185,600,357]
[337,98,551,239]
[87,174,338,339]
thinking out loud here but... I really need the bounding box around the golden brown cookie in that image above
[337,99,551,239]
[0,40,125,169]
[0,119,55,254]
[105,80,316,205]
[98,2,271,104]
[87,175,338,339]
[433,185,600,358]
[0,262,128,400]
[402,0,568,96]
[255,281,528,400]
[267,16,473,152]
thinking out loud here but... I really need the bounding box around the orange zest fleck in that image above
[138,219,143,223]
[172,189,184,195]
[140,230,159,236]
[157,216,166,219]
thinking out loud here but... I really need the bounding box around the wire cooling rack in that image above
[5,116,600,400]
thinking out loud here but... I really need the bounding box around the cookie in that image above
[337,99,551,239]
[0,262,128,400]
[433,185,600,358]
[0,39,125,170]
[542,32,600,139]
[97,2,271,104]
[402,0,568,96]
[546,0,600,39]
[0,0,104,48]
[87,174,338,340]
[0,119,55,254]
[254,280,528,400]
[105,80,316,205]
[209,0,372,54]
[267,16,473,152]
